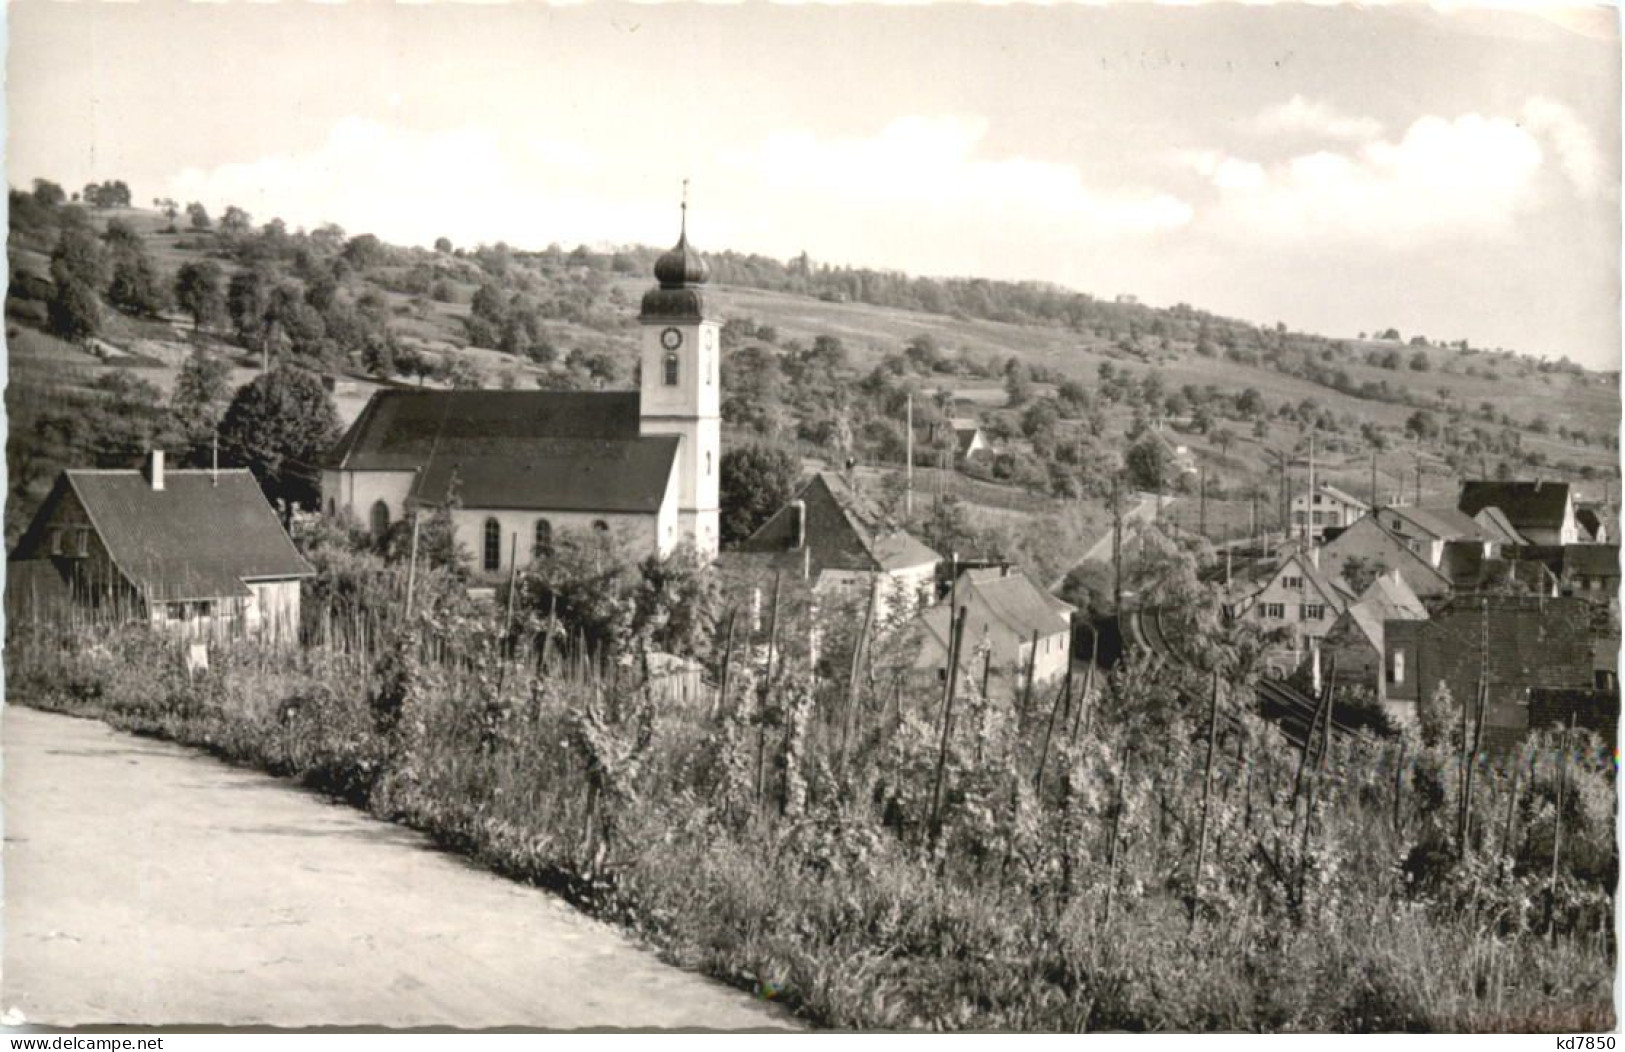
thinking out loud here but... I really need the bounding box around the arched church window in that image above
[663,351,680,386]
[534,518,553,559]
[592,519,610,534]
[483,518,501,573]
[706,451,712,476]
[370,500,391,538]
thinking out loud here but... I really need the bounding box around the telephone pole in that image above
[1112,473,1123,617]
[905,392,914,516]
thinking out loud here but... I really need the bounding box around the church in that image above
[321,218,722,576]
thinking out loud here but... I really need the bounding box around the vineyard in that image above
[6,554,1615,1032]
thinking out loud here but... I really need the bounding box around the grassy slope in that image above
[10,206,1618,535]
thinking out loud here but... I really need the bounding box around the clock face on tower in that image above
[660,327,684,351]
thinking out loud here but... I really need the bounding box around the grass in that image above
[7,589,1613,1033]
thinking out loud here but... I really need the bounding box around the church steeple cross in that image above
[680,178,689,240]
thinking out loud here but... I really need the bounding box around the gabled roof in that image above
[915,568,1074,664]
[13,470,313,602]
[1238,551,1350,614]
[1458,480,1572,532]
[1472,505,1526,545]
[1339,572,1428,654]
[1575,507,1606,542]
[740,473,940,574]
[327,389,678,514]
[1383,503,1491,542]
[1303,483,1369,510]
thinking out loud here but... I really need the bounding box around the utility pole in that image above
[1199,463,1207,542]
[1112,473,1124,617]
[905,392,914,517]
[1305,431,1316,548]
[1370,448,1378,511]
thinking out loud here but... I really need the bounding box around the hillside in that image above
[7,184,1619,559]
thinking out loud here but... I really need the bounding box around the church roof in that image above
[326,390,679,515]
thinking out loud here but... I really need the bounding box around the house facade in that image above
[8,453,312,642]
[1230,550,1350,673]
[1290,482,1369,534]
[1458,480,1579,547]
[911,567,1074,687]
[1324,570,1428,716]
[1384,595,1594,746]
[322,221,720,575]
[736,472,941,623]
[1374,504,1495,568]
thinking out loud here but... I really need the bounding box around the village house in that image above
[1318,515,1454,600]
[1227,549,1350,674]
[1383,595,1596,748]
[1457,479,1579,546]
[1289,482,1369,535]
[1438,541,1561,597]
[1323,570,1428,716]
[1511,544,1620,603]
[321,219,721,574]
[910,566,1074,688]
[736,472,941,623]
[1574,503,1610,544]
[1371,503,1498,567]
[8,453,312,642]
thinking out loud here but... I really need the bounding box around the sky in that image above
[7,1,1620,368]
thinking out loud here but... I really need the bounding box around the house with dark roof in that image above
[1373,503,1498,567]
[8,453,312,642]
[737,472,941,621]
[322,220,722,575]
[1318,516,1453,600]
[1511,544,1620,604]
[1457,479,1579,546]
[910,566,1075,687]
[1438,540,1560,597]
[1574,504,1609,544]
[1384,595,1595,749]
[1324,570,1428,715]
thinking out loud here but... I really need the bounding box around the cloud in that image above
[1250,96,1385,141]
[718,116,1193,240]
[1521,96,1603,196]
[167,116,654,249]
[1191,111,1546,245]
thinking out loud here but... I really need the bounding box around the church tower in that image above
[639,196,721,558]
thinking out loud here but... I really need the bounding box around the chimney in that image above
[146,450,165,492]
[1308,544,1320,570]
[790,500,807,550]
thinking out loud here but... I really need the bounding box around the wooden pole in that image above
[1102,750,1130,927]
[1193,670,1221,924]
[1545,715,1574,940]
[715,608,737,717]
[842,584,877,760]
[905,392,914,517]
[927,605,968,848]
[1112,474,1123,617]
[403,510,422,618]
[1020,629,1040,726]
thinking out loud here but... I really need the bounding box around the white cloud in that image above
[1192,111,1546,245]
[718,116,1192,240]
[167,116,650,249]
[1521,96,1603,196]
[1250,96,1385,141]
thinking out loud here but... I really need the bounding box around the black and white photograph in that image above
[0,0,1619,1037]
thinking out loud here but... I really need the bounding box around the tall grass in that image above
[6,595,1613,1032]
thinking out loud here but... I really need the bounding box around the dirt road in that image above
[1,705,793,1029]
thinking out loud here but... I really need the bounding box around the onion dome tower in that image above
[638,183,720,558]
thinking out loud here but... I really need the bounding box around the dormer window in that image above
[663,351,680,386]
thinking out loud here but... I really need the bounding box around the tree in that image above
[47,277,102,341]
[342,233,386,270]
[31,179,65,208]
[228,267,275,351]
[104,230,170,318]
[434,236,453,254]
[1124,435,1172,493]
[186,202,212,230]
[217,366,341,512]
[719,444,800,546]
[171,348,233,458]
[1004,360,1033,406]
[220,205,253,235]
[50,219,110,289]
